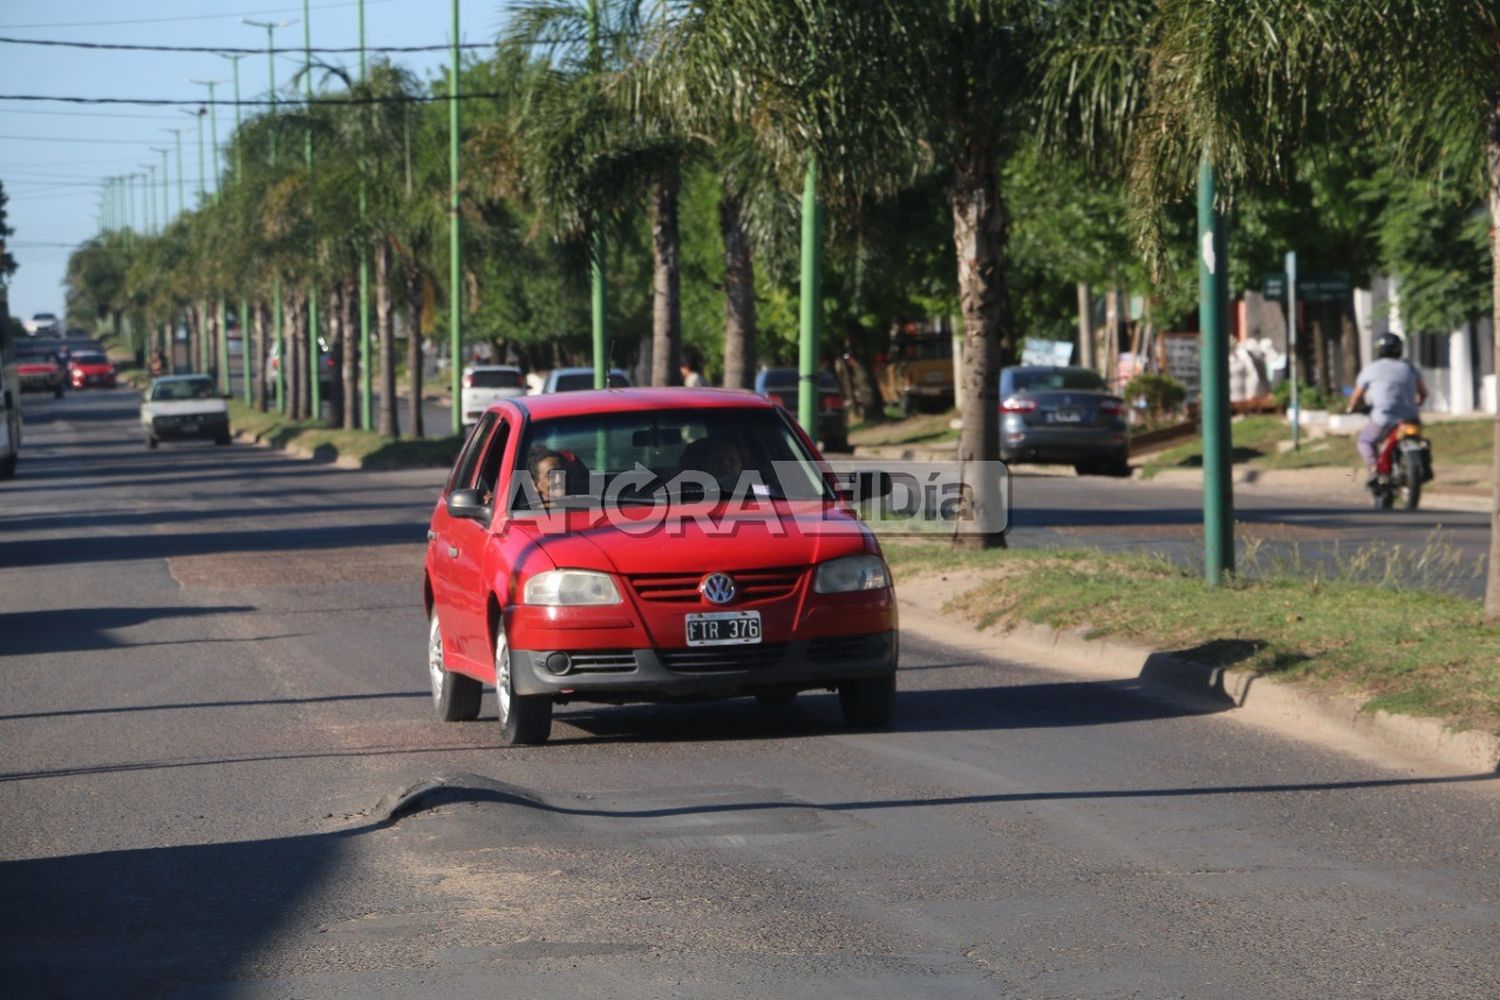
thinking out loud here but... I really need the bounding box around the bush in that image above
[1272,379,1341,412]
[1123,373,1187,419]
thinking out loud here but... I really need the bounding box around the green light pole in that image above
[247,18,292,414]
[586,0,605,389]
[448,0,462,431]
[302,0,323,421]
[797,156,822,437]
[165,127,185,216]
[357,0,372,430]
[223,53,252,405]
[143,163,157,233]
[195,77,230,395]
[184,106,207,206]
[151,147,169,226]
[1197,157,1234,584]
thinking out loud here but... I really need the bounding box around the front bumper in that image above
[19,372,62,392]
[151,414,229,440]
[509,630,897,701]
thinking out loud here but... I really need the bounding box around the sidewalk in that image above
[1141,463,1493,513]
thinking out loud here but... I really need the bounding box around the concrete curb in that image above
[896,596,1500,777]
[1140,465,1492,514]
[231,428,367,470]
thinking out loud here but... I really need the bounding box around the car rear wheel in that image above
[838,674,895,728]
[755,689,797,707]
[427,613,481,722]
[145,433,158,450]
[494,620,552,745]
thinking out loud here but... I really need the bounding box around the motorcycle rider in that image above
[1347,332,1427,488]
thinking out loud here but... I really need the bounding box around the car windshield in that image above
[552,371,628,391]
[151,379,216,401]
[72,352,107,365]
[761,370,840,392]
[510,406,830,510]
[1008,367,1107,392]
[468,369,522,389]
[16,348,56,362]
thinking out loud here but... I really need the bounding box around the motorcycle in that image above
[1369,421,1433,510]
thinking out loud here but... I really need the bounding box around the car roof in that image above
[151,374,213,383]
[466,364,521,371]
[550,366,626,376]
[503,386,766,420]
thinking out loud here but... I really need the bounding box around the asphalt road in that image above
[3,388,1498,998]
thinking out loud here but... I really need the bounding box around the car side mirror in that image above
[446,487,491,522]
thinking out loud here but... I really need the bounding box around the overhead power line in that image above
[0,35,493,55]
[0,93,507,107]
[0,0,397,31]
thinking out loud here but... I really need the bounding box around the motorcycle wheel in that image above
[1401,452,1423,510]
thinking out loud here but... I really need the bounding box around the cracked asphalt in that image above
[2,387,1497,998]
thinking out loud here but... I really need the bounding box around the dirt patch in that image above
[169,545,424,588]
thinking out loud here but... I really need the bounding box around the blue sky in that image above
[2,0,501,320]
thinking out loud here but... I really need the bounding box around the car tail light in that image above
[1099,398,1125,415]
[462,373,473,388]
[1001,396,1037,413]
[821,393,844,412]
[769,392,791,410]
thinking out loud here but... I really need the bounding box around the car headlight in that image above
[813,554,890,594]
[522,569,622,606]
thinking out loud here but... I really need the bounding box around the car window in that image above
[447,412,497,494]
[509,407,829,510]
[150,379,216,401]
[552,373,591,392]
[1007,368,1106,392]
[468,369,522,389]
[72,353,107,365]
[473,419,511,503]
[761,371,839,391]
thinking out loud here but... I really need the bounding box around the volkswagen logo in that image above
[699,573,737,605]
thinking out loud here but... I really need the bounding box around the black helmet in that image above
[1376,332,1404,359]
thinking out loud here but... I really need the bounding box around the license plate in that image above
[1050,408,1082,424]
[686,611,761,646]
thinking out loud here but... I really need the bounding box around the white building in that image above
[1353,275,1496,416]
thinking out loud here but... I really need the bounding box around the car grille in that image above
[660,643,789,673]
[566,649,637,673]
[810,633,891,665]
[628,567,804,604]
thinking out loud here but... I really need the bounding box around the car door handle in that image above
[447,545,459,559]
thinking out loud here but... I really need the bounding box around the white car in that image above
[460,365,527,426]
[141,374,230,449]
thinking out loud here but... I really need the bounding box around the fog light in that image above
[543,651,572,675]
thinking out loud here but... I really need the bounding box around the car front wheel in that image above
[427,613,481,722]
[494,619,552,745]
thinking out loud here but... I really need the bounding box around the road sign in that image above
[1262,271,1350,301]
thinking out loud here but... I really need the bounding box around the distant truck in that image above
[877,322,955,416]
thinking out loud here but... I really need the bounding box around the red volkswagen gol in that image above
[68,350,118,389]
[424,388,898,745]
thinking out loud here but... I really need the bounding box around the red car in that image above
[68,350,117,389]
[14,344,64,398]
[424,387,898,745]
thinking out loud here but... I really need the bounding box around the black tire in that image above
[427,614,481,722]
[494,622,551,745]
[838,673,896,728]
[826,438,848,454]
[53,386,64,399]
[145,434,158,450]
[0,452,15,479]
[1373,489,1393,510]
[215,434,232,446]
[1402,451,1423,511]
[755,690,797,707]
[1073,461,1095,476]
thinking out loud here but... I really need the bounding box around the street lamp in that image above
[246,18,294,414]
[190,78,227,200]
[141,163,158,234]
[150,148,170,228]
[221,53,252,405]
[163,128,186,216]
[180,106,208,206]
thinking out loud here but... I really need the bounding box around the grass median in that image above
[229,401,463,469]
[883,541,1500,734]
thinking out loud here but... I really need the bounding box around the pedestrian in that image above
[680,348,706,388]
[1348,332,1427,488]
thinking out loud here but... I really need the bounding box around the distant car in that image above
[461,365,527,426]
[538,367,632,393]
[13,342,64,398]
[753,368,848,452]
[999,365,1128,476]
[141,375,230,449]
[67,351,117,389]
[265,338,335,395]
[423,387,898,745]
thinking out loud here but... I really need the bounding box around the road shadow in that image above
[0,521,424,569]
[0,689,429,722]
[0,605,253,657]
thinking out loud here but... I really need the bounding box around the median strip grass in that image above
[883,542,1500,734]
[229,401,463,469]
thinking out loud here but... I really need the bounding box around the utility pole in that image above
[143,163,157,233]
[194,78,229,395]
[190,80,224,200]
[357,0,372,430]
[224,53,252,405]
[303,0,322,421]
[1197,158,1234,584]
[587,0,605,389]
[448,0,462,432]
[151,148,169,227]
[246,18,292,414]
[165,127,185,216]
[797,156,822,438]
[184,106,207,206]
[1286,250,1300,451]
